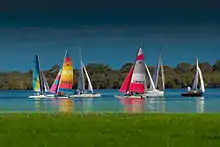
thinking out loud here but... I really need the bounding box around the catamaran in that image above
[28,54,50,98]
[69,50,101,98]
[46,50,74,99]
[143,53,165,97]
[181,57,205,97]
[115,47,146,99]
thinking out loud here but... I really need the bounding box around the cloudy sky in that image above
[0,0,220,71]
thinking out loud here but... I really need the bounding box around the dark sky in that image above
[1,0,220,27]
[0,0,220,71]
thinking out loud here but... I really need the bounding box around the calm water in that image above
[0,89,220,113]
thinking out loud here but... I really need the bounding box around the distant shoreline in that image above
[1,61,220,90]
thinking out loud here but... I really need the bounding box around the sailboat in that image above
[115,47,147,99]
[181,57,205,97]
[69,50,101,98]
[143,53,165,97]
[47,50,74,99]
[28,54,50,98]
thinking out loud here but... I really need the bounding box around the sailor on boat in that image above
[187,87,191,92]
[58,91,65,96]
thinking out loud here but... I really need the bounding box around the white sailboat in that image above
[181,57,205,97]
[143,53,165,97]
[69,50,101,98]
[28,54,50,98]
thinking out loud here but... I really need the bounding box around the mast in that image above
[77,46,86,93]
[37,54,44,94]
[160,53,165,91]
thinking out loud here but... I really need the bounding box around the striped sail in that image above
[49,69,62,94]
[129,48,146,93]
[32,55,41,92]
[57,50,74,92]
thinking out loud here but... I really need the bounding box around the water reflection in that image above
[145,97,166,113]
[196,97,205,113]
[58,99,74,113]
[34,98,48,111]
[119,98,145,113]
[75,98,94,113]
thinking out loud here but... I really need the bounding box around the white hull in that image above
[69,93,101,98]
[28,95,47,98]
[114,95,144,99]
[143,90,164,98]
[45,94,69,99]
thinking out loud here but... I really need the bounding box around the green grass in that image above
[0,113,220,146]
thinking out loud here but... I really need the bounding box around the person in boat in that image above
[76,89,81,95]
[187,87,191,92]
[58,91,64,96]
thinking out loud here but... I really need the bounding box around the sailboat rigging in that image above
[181,57,205,97]
[28,54,50,98]
[143,53,165,97]
[47,50,74,99]
[69,49,101,98]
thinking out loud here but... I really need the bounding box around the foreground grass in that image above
[0,113,220,147]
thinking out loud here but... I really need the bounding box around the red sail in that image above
[120,66,134,93]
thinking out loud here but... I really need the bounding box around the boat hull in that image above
[28,95,47,98]
[181,91,203,97]
[143,90,164,98]
[114,95,144,99]
[69,93,101,98]
[45,94,69,99]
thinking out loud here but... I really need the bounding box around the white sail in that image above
[83,64,94,92]
[150,56,161,89]
[198,66,205,92]
[160,59,165,90]
[192,64,199,90]
[145,64,156,90]
[41,71,50,92]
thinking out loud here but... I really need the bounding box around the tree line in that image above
[1,60,220,90]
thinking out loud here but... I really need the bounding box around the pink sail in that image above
[129,48,146,93]
[120,66,134,93]
[49,69,62,94]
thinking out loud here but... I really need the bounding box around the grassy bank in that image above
[0,113,220,147]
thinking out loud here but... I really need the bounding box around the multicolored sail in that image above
[50,69,62,94]
[120,66,134,93]
[129,48,146,93]
[32,55,41,92]
[57,50,74,92]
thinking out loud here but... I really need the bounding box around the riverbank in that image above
[0,113,220,146]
